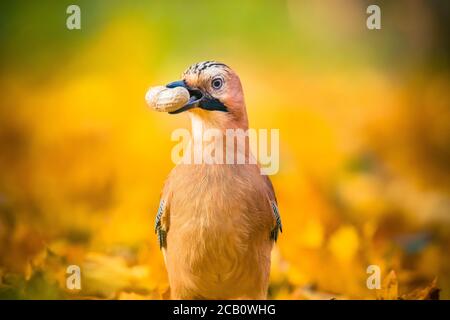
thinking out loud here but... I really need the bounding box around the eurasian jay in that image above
[154,61,282,299]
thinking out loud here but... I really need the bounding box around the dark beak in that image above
[166,80,228,114]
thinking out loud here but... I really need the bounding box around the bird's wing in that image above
[263,175,283,242]
[155,183,171,249]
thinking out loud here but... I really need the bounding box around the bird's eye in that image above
[211,78,223,90]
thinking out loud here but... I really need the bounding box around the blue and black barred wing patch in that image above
[270,201,283,242]
[155,199,167,249]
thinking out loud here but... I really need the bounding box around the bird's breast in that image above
[164,163,272,298]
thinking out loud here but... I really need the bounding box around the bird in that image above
[154,61,282,299]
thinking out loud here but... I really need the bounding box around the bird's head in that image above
[166,61,248,129]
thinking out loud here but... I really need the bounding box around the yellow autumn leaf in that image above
[377,270,398,300]
[328,225,360,262]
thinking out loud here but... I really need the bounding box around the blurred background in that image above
[0,0,449,299]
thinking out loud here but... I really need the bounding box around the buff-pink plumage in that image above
[154,61,282,299]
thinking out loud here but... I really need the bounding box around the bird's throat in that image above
[186,112,253,165]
